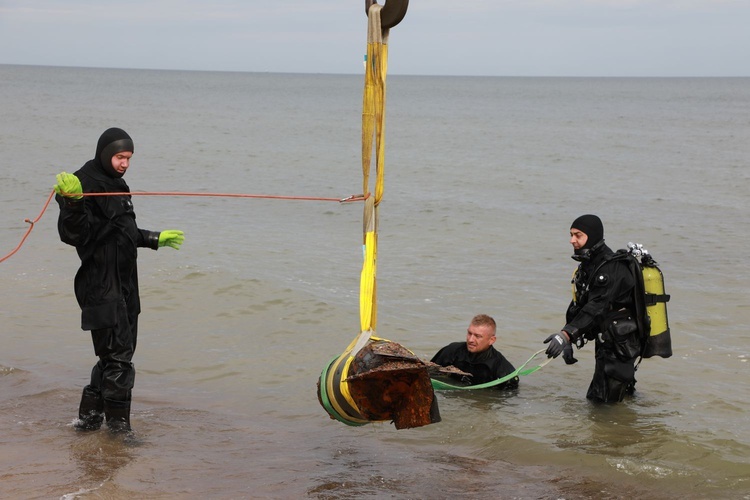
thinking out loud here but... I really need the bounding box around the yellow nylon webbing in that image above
[326,353,369,424]
[359,4,388,341]
[318,5,396,427]
[360,203,377,333]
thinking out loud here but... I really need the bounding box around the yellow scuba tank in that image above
[628,243,672,359]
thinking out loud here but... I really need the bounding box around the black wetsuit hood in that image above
[94,127,134,179]
[571,214,605,261]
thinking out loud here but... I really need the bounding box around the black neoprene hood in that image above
[95,127,134,178]
[571,214,604,250]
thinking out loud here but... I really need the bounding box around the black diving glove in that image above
[544,332,570,359]
[562,343,578,364]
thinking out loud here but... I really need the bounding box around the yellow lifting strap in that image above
[353,4,389,354]
[316,2,413,429]
[362,3,388,207]
[360,197,378,334]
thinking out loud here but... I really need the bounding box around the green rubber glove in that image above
[158,230,184,250]
[54,172,83,199]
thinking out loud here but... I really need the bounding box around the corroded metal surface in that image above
[345,340,441,429]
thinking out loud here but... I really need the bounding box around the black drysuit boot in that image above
[104,398,132,434]
[75,386,104,431]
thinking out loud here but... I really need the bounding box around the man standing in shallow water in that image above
[431,314,519,389]
[543,214,641,403]
[54,127,185,434]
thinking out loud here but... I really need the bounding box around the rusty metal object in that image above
[344,340,440,429]
[424,360,472,378]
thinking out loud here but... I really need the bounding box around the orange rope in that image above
[0,189,367,264]
[75,191,367,202]
[0,189,56,264]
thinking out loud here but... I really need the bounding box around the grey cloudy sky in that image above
[0,0,748,76]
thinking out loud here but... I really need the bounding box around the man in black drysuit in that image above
[431,314,519,389]
[54,127,185,433]
[543,214,643,403]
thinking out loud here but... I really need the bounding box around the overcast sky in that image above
[0,0,748,77]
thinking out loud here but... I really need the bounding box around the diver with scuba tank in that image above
[543,214,644,403]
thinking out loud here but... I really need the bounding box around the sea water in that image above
[1,65,749,498]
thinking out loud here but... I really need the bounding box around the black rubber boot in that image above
[104,399,132,435]
[74,386,104,431]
